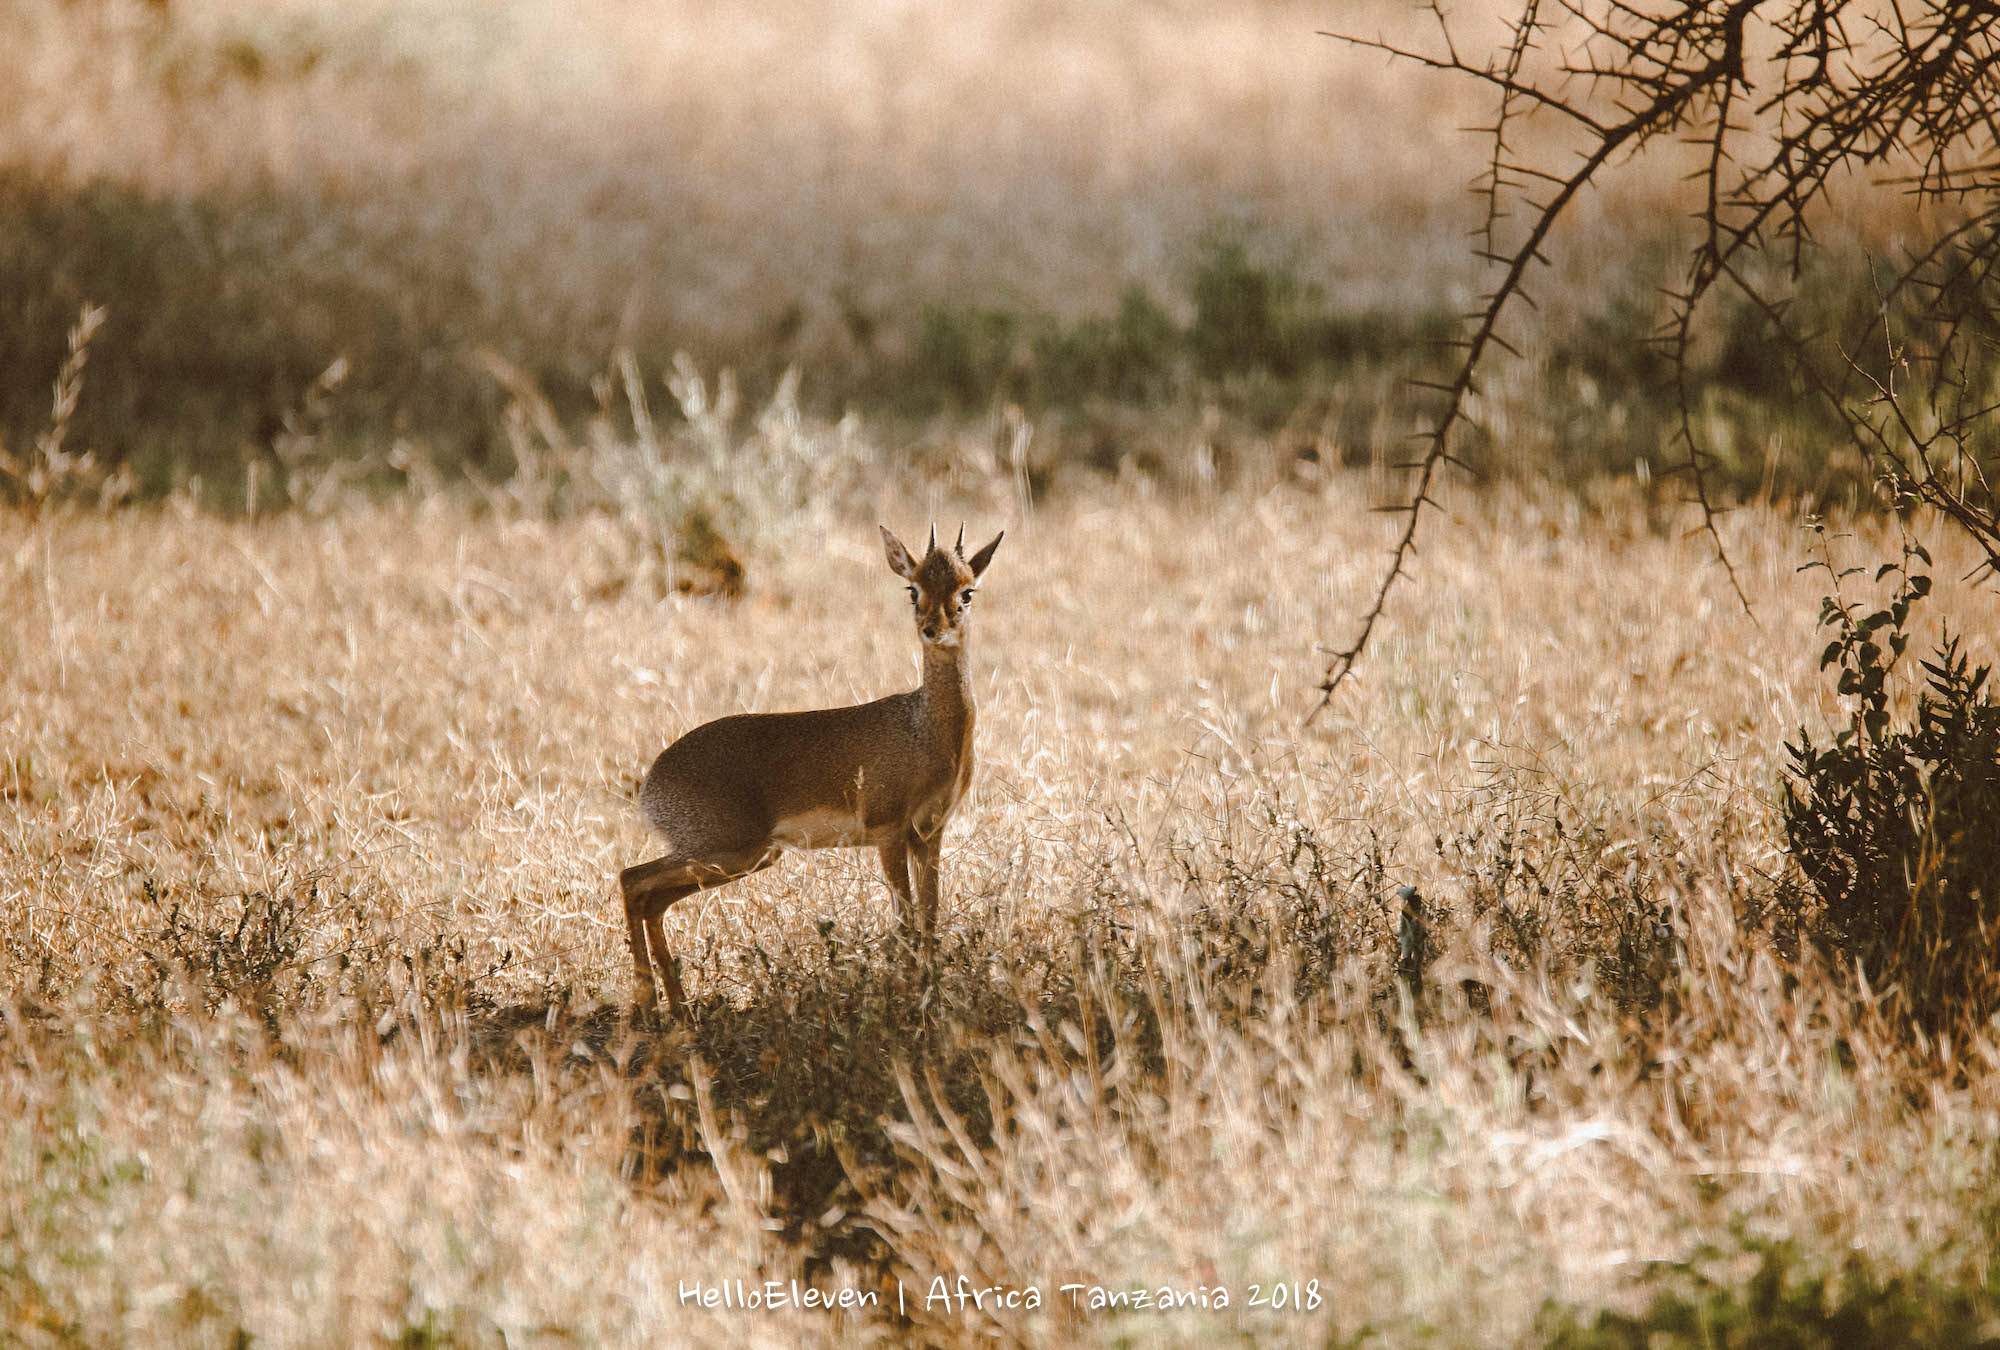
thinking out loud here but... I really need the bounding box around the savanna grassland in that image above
[8,1,2000,1348]
[10,446,2000,1347]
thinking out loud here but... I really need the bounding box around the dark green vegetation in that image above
[1542,1240,2000,1350]
[0,172,1928,510]
[1782,526,2000,1032]
[0,176,512,501]
[876,233,1454,430]
[1537,244,1901,491]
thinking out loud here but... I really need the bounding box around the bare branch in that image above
[1313,0,2000,716]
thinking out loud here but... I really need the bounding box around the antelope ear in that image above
[967,531,1004,579]
[881,526,920,581]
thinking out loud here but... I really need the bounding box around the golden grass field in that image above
[7,0,2000,1346]
[6,390,2000,1343]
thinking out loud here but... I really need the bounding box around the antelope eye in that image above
[959,589,975,605]
[907,585,920,604]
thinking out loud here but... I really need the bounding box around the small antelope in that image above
[619,524,1003,1016]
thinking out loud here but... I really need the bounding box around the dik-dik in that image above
[619,524,1002,1016]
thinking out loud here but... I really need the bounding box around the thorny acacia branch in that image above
[1312,1,2000,718]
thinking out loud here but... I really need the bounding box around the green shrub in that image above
[1031,285,1179,406]
[1541,1240,2000,1349]
[0,175,517,495]
[1782,531,2000,1029]
[881,232,1452,429]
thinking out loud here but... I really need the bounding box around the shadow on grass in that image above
[453,844,1409,1283]
[459,914,1148,1277]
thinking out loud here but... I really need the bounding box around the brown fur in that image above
[618,524,1002,1016]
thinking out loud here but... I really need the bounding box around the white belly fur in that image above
[770,805,882,849]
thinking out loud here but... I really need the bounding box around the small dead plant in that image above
[0,302,129,515]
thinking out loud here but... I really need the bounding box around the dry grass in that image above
[1,0,1490,363]
[6,404,2000,1344]
[5,7,1998,1341]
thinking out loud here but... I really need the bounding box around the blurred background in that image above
[0,0,1922,507]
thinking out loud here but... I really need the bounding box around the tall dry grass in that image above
[6,393,2000,1343]
[4,1,1996,1341]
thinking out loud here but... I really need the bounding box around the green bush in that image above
[0,175,515,496]
[882,233,1452,427]
[1542,1240,2000,1349]
[1782,532,2000,1028]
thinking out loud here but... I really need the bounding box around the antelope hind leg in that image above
[619,845,782,1017]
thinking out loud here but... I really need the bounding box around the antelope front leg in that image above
[909,830,942,958]
[879,838,915,945]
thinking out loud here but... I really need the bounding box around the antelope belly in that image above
[770,806,878,848]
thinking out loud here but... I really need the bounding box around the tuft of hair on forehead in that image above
[915,548,974,591]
